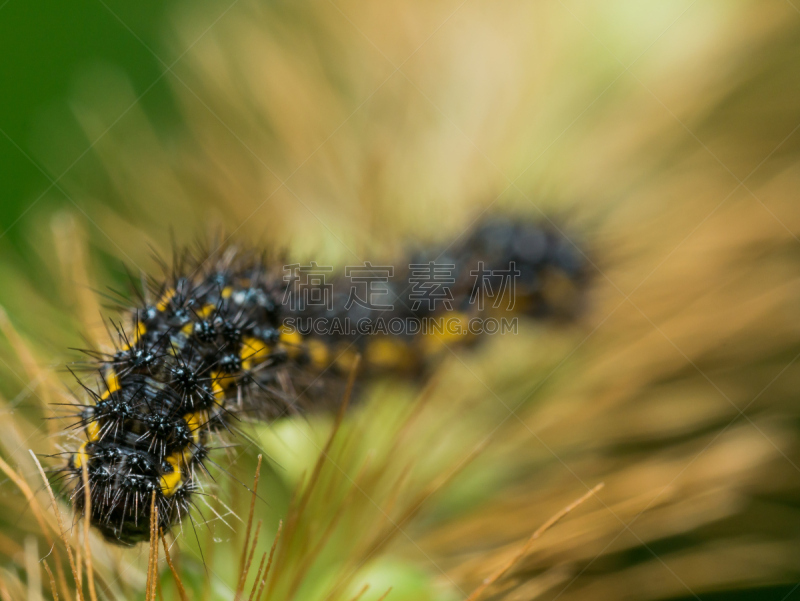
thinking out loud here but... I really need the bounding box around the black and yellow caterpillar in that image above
[62,216,587,545]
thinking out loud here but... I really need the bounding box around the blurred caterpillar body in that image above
[63,217,586,545]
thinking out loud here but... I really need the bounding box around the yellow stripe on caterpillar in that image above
[99,369,120,400]
[306,339,330,369]
[122,321,148,350]
[72,442,90,470]
[183,411,208,445]
[211,369,235,390]
[160,451,185,497]
[241,336,271,371]
[157,288,176,312]
[335,345,360,374]
[212,381,225,403]
[365,337,414,371]
[182,304,216,335]
[85,420,101,442]
[422,312,472,355]
[278,326,303,359]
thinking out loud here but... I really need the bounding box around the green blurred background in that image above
[0,0,182,250]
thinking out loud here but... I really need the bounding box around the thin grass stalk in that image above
[42,561,59,601]
[0,456,72,601]
[247,552,268,601]
[236,454,263,598]
[465,483,605,601]
[255,520,282,601]
[160,530,190,601]
[79,462,97,601]
[29,450,83,601]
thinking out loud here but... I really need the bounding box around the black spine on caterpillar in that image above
[62,217,587,545]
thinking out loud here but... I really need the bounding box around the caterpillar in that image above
[60,216,587,545]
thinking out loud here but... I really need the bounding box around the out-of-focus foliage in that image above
[1,1,800,599]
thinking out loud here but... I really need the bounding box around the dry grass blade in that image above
[0,307,52,409]
[80,461,97,601]
[153,493,161,601]
[160,530,189,601]
[0,456,51,542]
[255,520,282,601]
[465,483,605,601]
[0,578,12,601]
[51,214,106,347]
[348,584,369,601]
[29,450,83,601]
[146,494,155,601]
[296,354,358,517]
[43,561,60,601]
[237,520,263,600]
[375,588,392,601]
[248,552,268,601]
[146,491,160,601]
[0,455,71,601]
[286,456,372,601]
[74,536,82,593]
[236,454,263,598]
[25,536,41,601]
[267,356,360,600]
[362,437,489,563]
